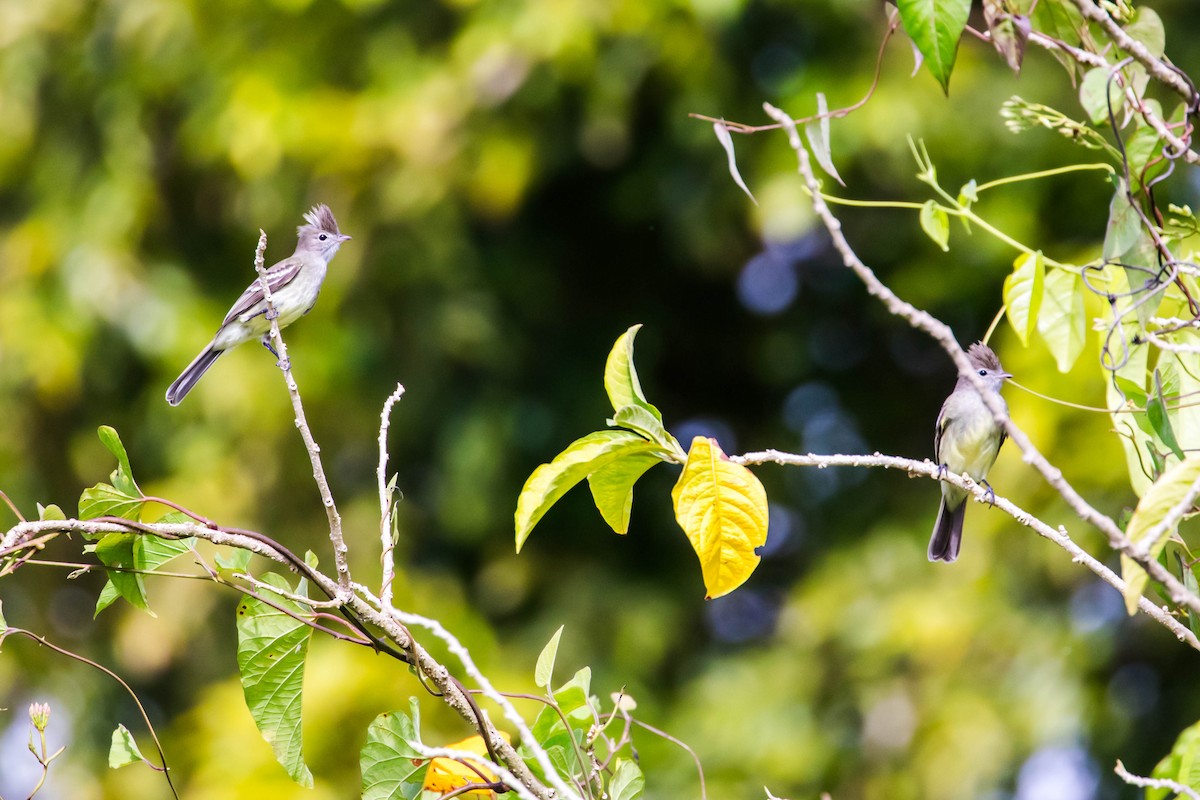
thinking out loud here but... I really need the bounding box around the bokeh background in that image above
[1,0,1199,797]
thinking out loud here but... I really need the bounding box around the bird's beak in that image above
[339,233,352,242]
[1001,371,1013,380]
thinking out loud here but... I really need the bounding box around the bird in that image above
[928,342,1011,563]
[165,204,350,406]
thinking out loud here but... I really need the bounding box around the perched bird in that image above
[166,204,350,406]
[928,342,1011,563]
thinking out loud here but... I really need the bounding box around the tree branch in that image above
[763,101,1200,621]
[734,449,1200,650]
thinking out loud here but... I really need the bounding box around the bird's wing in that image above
[934,398,951,463]
[221,257,304,326]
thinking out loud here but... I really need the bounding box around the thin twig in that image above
[735,449,1199,649]
[251,229,352,595]
[1114,759,1200,799]
[377,383,406,608]
[1,628,180,799]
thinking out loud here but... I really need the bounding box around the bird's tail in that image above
[166,345,222,406]
[928,497,967,563]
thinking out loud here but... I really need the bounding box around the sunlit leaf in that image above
[361,702,428,800]
[897,0,971,93]
[236,572,314,787]
[423,733,511,795]
[672,437,769,599]
[1036,268,1086,372]
[108,724,147,769]
[1002,251,1044,345]
[919,200,950,251]
[1120,454,1200,614]
[588,452,662,534]
[713,123,757,205]
[535,625,565,689]
[803,92,844,186]
[515,431,667,552]
[610,404,674,450]
[604,325,663,422]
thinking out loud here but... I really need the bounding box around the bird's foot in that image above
[260,336,280,359]
[265,307,280,321]
[981,479,996,507]
[936,463,949,480]
[276,357,291,371]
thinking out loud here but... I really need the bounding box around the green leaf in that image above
[535,625,565,689]
[1149,718,1200,797]
[609,759,645,800]
[1104,183,1144,261]
[79,483,145,521]
[0,599,7,633]
[897,0,971,93]
[609,404,675,449]
[1030,0,1086,75]
[957,178,978,207]
[236,572,314,787]
[515,430,667,552]
[604,325,663,422]
[587,452,662,534]
[94,534,149,616]
[109,724,147,769]
[1002,251,1045,345]
[1123,6,1165,59]
[37,503,65,521]
[216,548,253,572]
[918,200,950,251]
[1147,371,1185,460]
[1120,230,1165,328]
[530,667,595,745]
[1120,454,1200,614]
[360,703,428,800]
[98,426,139,496]
[672,437,770,599]
[1179,554,1200,640]
[1080,67,1124,125]
[1036,268,1086,373]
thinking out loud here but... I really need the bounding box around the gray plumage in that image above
[166,204,350,406]
[928,342,1011,563]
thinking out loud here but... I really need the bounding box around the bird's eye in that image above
[319,233,328,241]
[978,369,988,376]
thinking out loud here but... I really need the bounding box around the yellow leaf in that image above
[423,733,512,796]
[1120,453,1200,614]
[672,437,769,599]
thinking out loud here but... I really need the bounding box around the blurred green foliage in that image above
[2,0,1200,797]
